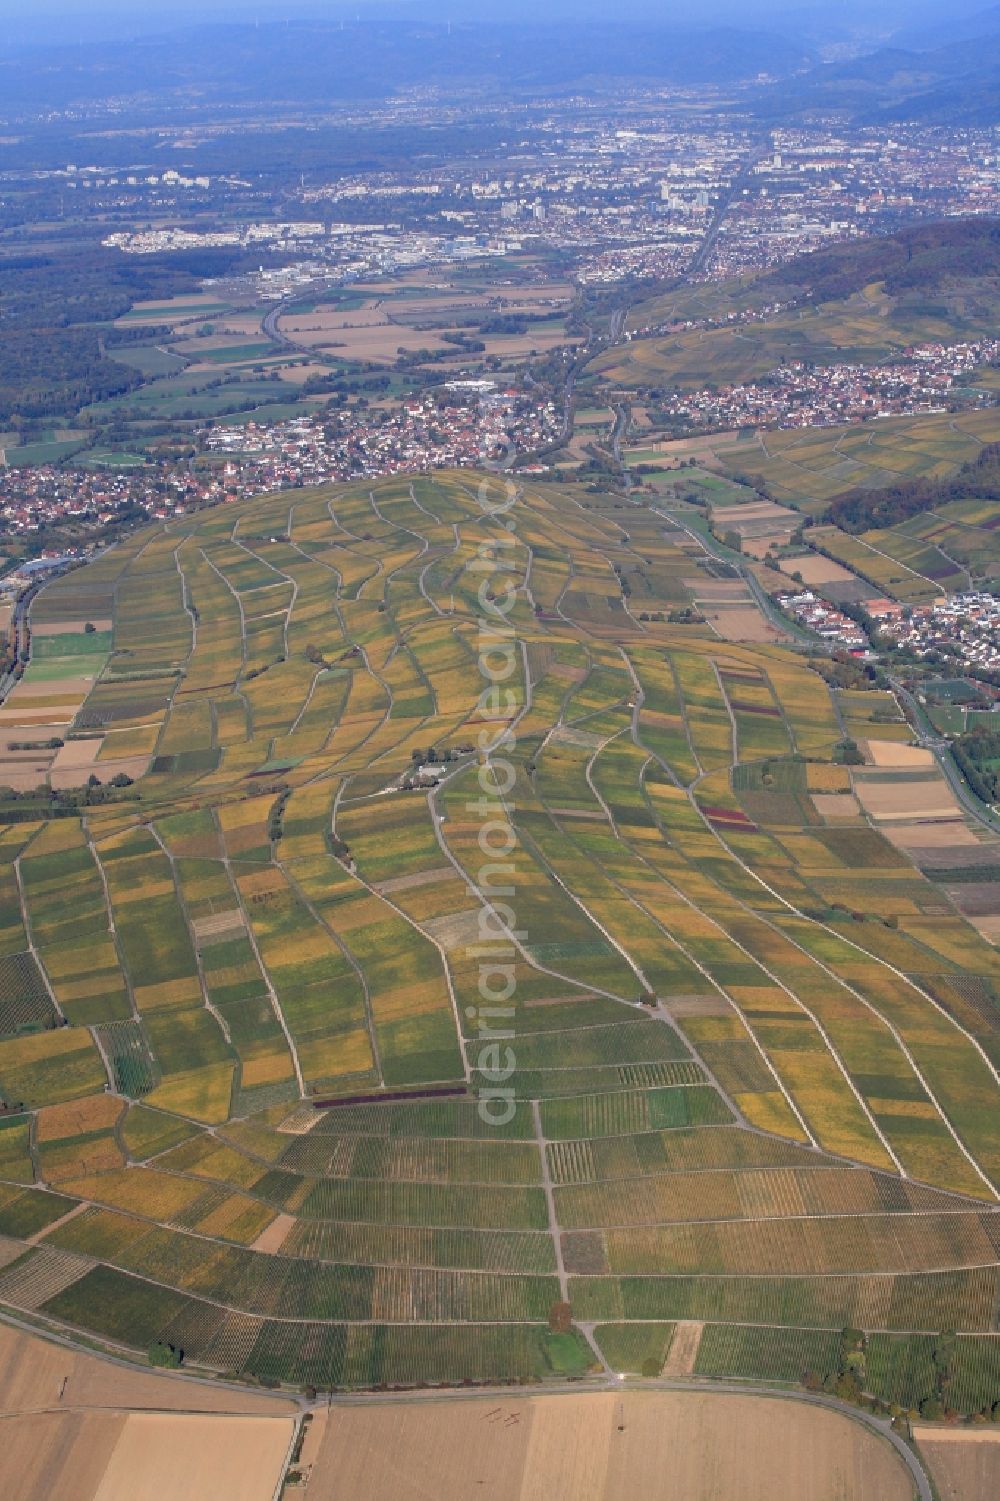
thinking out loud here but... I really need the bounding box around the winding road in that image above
[891,675,1000,835]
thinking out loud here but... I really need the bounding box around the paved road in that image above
[0,583,40,708]
[600,137,768,492]
[0,1298,934,1501]
[891,675,1000,835]
[687,140,770,278]
[610,403,633,496]
[659,504,802,643]
[317,1372,932,1498]
[260,299,292,347]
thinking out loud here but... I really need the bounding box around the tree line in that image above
[824,443,1000,534]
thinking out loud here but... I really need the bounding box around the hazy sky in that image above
[0,0,986,45]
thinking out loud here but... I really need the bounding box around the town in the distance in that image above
[1,5,1000,1501]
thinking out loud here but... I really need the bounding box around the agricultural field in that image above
[0,1321,297,1501]
[597,262,1000,393]
[702,410,1000,519]
[808,528,946,605]
[37,255,579,465]
[301,1391,915,1500]
[275,267,577,370]
[0,466,997,1415]
[823,496,1000,600]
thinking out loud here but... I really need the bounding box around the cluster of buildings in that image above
[651,337,999,432]
[0,464,214,532]
[41,163,217,192]
[0,552,79,605]
[629,297,800,342]
[775,589,869,651]
[59,113,1000,309]
[0,391,559,536]
[451,122,1000,286]
[103,221,328,254]
[14,110,1000,299]
[703,127,1000,281]
[574,234,701,286]
[103,221,504,282]
[872,594,1000,675]
[203,391,560,481]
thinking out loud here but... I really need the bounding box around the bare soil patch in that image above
[0,707,78,727]
[0,1411,125,1501]
[523,994,601,1009]
[479,331,581,359]
[854,775,962,822]
[420,908,483,950]
[914,1426,1000,1501]
[664,995,732,1017]
[287,324,454,362]
[277,363,335,385]
[662,1321,704,1376]
[250,1213,295,1254]
[812,793,862,820]
[192,910,246,942]
[280,306,387,334]
[0,1323,295,1417]
[92,1413,294,1501]
[717,500,798,527]
[375,866,455,895]
[304,1391,913,1501]
[49,738,105,772]
[9,677,95,701]
[30,619,112,636]
[53,756,149,790]
[778,555,855,586]
[864,741,934,769]
[0,727,61,747]
[654,431,743,455]
[684,578,749,601]
[707,607,783,643]
[0,761,57,790]
[883,820,980,851]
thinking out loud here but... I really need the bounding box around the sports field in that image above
[0,470,997,1412]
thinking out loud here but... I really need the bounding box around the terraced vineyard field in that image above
[1,469,1000,1406]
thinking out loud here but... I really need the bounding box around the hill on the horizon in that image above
[0,19,813,112]
[748,27,1000,124]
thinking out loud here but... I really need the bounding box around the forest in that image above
[824,443,1000,533]
[0,244,263,424]
[761,218,1000,306]
[953,724,1000,804]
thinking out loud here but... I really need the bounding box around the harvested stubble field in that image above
[0,1322,295,1501]
[302,1391,914,1501]
[275,272,577,368]
[914,1426,1000,1501]
[0,469,995,1412]
[0,1410,295,1501]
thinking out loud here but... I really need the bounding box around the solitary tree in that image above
[148,1341,183,1369]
